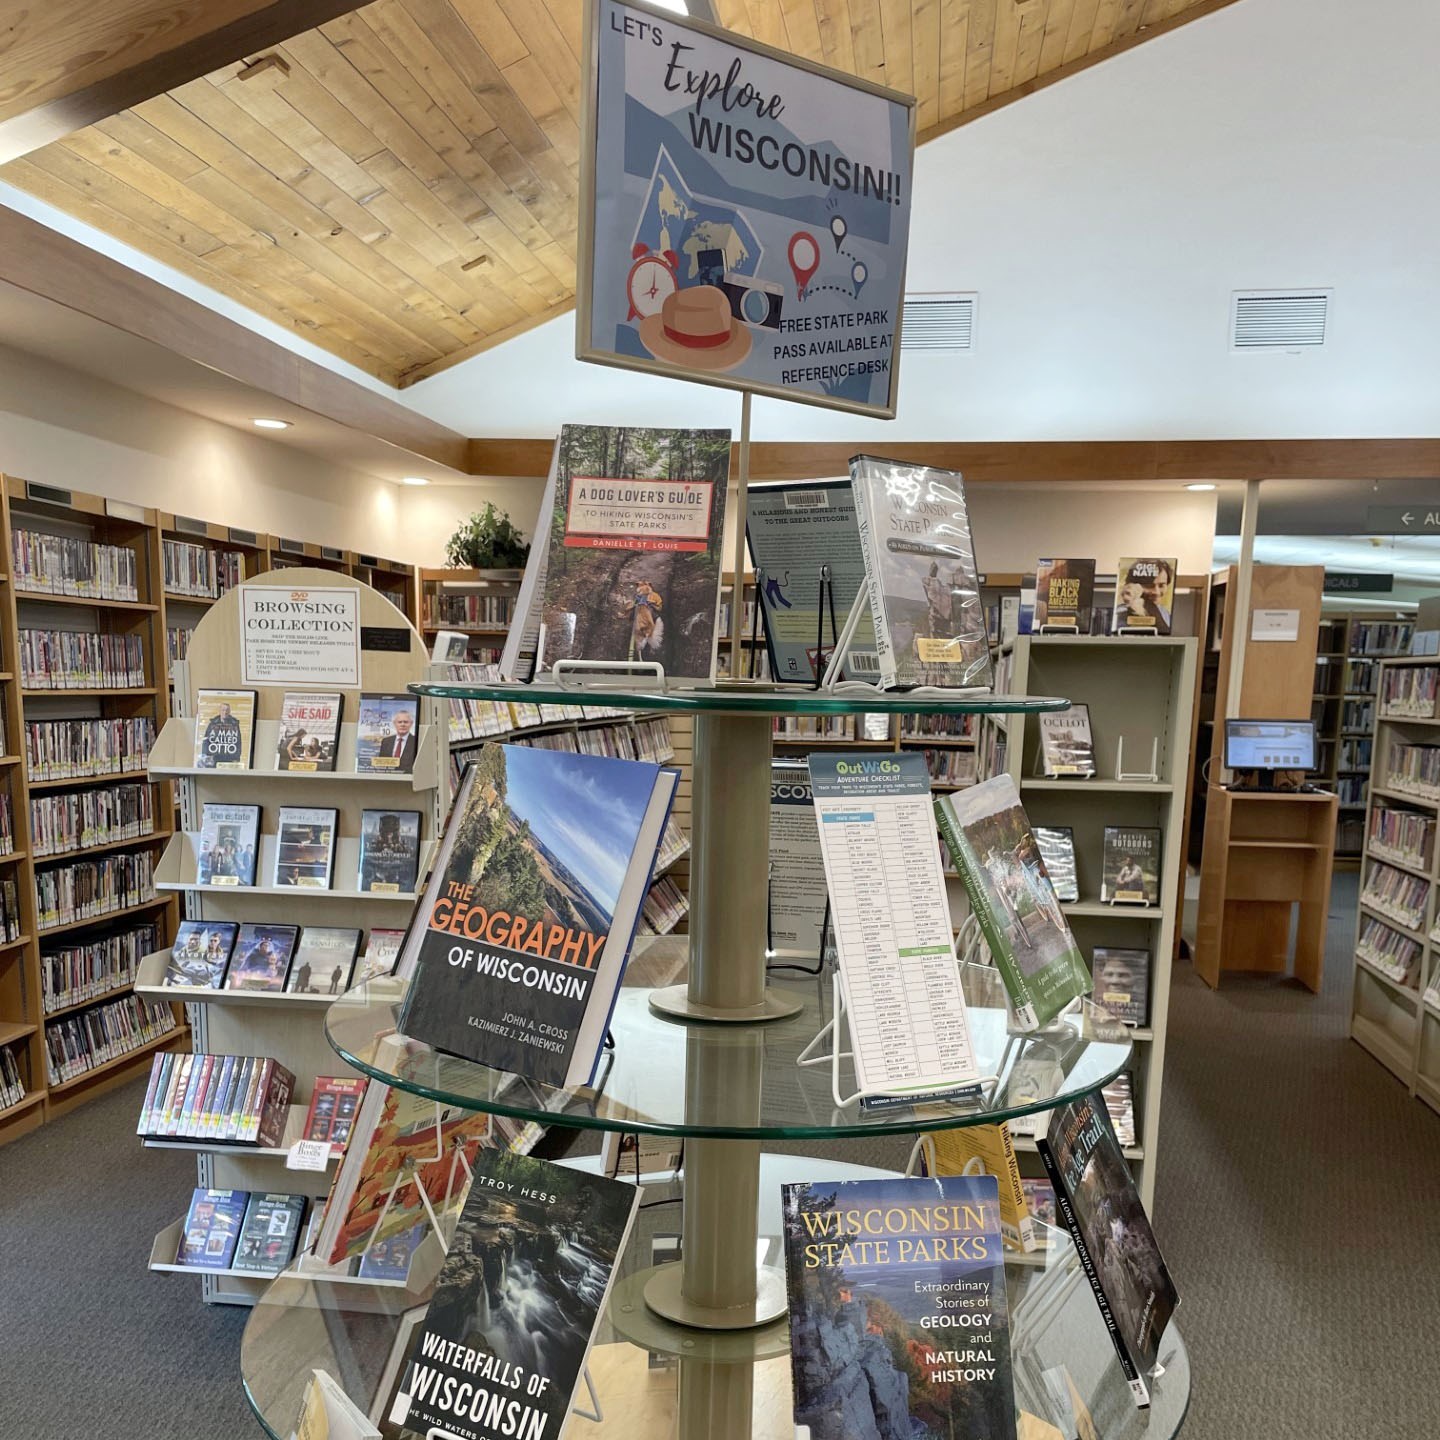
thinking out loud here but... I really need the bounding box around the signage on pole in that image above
[1323,572,1394,594]
[1366,505,1440,534]
[577,0,916,418]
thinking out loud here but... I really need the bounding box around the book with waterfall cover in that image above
[389,1149,640,1440]
[850,455,992,690]
[937,775,1091,1031]
[504,423,732,682]
[1036,1092,1179,1409]
[1034,560,1095,631]
[783,1174,1015,1440]
[397,742,677,1089]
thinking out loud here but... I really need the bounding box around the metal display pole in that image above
[729,392,752,681]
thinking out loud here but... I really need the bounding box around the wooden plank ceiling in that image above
[0,0,1237,389]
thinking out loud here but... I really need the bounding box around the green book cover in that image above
[935,775,1090,1030]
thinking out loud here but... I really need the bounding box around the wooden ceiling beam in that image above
[0,0,373,164]
[0,203,470,472]
[466,436,1440,483]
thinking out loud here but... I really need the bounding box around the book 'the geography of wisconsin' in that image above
[397,743,677,1088]
[783,1174,1016,1440]
[390,1148,639,1440]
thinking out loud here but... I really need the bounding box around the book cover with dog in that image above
[534,423,731,682]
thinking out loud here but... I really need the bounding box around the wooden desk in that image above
[1195,787,1339,990]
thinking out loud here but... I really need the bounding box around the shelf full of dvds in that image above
[1352,658,1440,1117]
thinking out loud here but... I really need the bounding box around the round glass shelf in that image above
[409,677,1069,718]
[326,964,1132,1141]
[240,1162,1190,1440]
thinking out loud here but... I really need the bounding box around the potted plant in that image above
[444,503,531,570]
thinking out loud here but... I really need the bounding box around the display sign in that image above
[239,586,361,687]
[578,0,915,417]
[1324,571,1394,594]
[1250,607,1301,642]
[1366,505,1440,534]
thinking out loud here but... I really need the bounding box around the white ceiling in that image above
[1212,534,1440,586]
[1,0,1439,466]
[401,0,1440,442]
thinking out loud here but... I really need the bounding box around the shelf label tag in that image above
[286,1139,331,1172]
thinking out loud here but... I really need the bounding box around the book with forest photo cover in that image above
[396,742,677,1088]
[510,423,732,682]
[783,1174,1016,1440]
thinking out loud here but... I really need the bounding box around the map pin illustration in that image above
[851,260,868,297]
[788,231,820,297]
[830,215,848,251]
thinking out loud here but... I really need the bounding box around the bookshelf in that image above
[1315,612,1416,860]
[1349,655,1440,1116]
[999,633,1198,1210]
[1,477,187,1137]
[0,481,418,1149]
[417,567,522,663]
[138,568,442,1304]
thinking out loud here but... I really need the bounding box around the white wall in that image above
[0,343,413,555]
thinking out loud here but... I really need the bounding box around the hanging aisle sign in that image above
[577,0,916,418]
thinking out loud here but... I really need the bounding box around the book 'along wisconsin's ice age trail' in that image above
[501,423,731,682]
[783,1173,1016,1440]
[850,455,992,690]
[1037,1092,1179,1408]
[936,774,1091,1031]
[390,1148,639,1440]
[397,742,677,1089]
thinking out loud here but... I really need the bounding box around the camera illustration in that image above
[720,271,785,330]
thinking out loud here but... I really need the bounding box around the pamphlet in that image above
[807,751,980,1099]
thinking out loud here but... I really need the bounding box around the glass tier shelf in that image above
[240,1160,1189,1440]
[326,965,1132,1141]
[410,677,1068,718]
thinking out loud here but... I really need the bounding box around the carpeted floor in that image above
[2,871,1436,1438]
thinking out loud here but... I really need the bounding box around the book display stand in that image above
[137,569,443,1305]
[235,678,1192,1440]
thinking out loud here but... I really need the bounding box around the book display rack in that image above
[1350,655,1440,1116]
[136,569,443,1305]
[997,635,1198,1210]
[236,678,1190,1440]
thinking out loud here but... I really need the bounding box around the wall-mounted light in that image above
[253,418,291,430]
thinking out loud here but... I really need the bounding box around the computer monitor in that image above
[1223,719,1317,777]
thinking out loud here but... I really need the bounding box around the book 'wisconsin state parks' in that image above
[398,743,677,1088]
[784,1174,1015,1440]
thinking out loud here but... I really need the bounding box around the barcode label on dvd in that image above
[784,490,829,510]
[846,653,881,673]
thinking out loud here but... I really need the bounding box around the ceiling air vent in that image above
[900,293,976,351]
[1231,289,1331,351]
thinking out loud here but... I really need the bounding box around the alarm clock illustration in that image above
[627,242,680,321]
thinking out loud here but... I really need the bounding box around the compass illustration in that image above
[626,242,680,320]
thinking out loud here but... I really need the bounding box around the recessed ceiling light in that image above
[1185,483,1217,492]
[252,418,290,430]
[646,0,688,11]
[399,476,430,487]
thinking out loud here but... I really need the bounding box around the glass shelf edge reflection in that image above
[324,971,1134,1142]
[408,678,1069,718]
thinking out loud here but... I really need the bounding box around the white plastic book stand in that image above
[551,657,668,691]
[795,973,998,1109]
[1036,622,1081,636]
[1115,736,1160,783]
